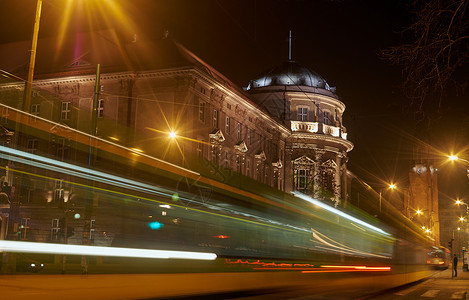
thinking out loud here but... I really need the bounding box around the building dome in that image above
[246,60,336,92]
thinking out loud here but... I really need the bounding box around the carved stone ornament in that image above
[292,155,315,165]
[272,160,283,169]
[255,150,266,161]
[209,129,225,143]
[234,141,248,153]
[322,159,338,169]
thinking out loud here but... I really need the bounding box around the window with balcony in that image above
[324,111,331,125]
[298,107,308,121]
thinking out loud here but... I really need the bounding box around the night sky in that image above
[1,0,468,210]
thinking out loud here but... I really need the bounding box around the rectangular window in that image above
[196,139,203,158]
[90,219,96,243]
[224,151,229,168]
[198,101,205,123]
[31,104,40,116]
[54,179,64,202]
[237,123,241,140]
[21,218,30,240]
[225,116,230,134]
[56,138,68,161]
[246,159,251,177]
[61,101,71,120]
[27,139,38,154]
[298,107,308,121]
[213,109,218,128]
[227,103,232,110]
[51,219,60,241]
[247,129,251,145]
[324,111,330,125]
[296,169,310,192]
[97,99,104,118]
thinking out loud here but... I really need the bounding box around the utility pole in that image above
[81,64,100,274]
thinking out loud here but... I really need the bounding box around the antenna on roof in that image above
[288,30,292,61]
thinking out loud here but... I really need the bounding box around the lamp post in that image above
[23,0,43,112]
[379,183,396,213]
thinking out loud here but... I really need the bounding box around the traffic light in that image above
[448,239,453,248]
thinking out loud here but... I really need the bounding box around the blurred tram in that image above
[0,106,442,298]
[427,246,451,269]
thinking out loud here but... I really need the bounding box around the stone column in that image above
[313,149,325,198]
[333,152,344,206]
[284,143,293,193]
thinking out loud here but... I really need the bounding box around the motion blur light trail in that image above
[292,191,391,236]
[0,240,217,260]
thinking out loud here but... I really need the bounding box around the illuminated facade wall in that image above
[0,33,354,247]
[246,61,353,206]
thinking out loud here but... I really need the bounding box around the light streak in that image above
[0,240,216,260]
[320,265,391,271]
[292,191,391,236]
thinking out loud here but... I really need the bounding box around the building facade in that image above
[0,31,354,251]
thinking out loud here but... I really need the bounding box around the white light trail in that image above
[0,240,217,260]
[292,191,391,236]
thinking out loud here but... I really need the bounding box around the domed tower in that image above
[246,61,353,205]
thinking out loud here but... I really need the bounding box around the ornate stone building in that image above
[246,61,353,205]
[0,31,355,246]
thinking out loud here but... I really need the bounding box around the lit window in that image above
[61,102,71,120]
[237,123,241,140]
[298,107,308,121]
[247,129,251,145]
[246,159,251,177]
[97,99,104,118]
[295,168,311,192]
[54,179,64,201]
[198,101,205,123]
[225,116,230,134]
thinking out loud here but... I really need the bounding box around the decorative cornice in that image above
[290,132,353,152]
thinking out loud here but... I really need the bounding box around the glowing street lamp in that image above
[449,155,459,162]
[379,183,397,213]
[169,131,177,139]
[416,209,423,215]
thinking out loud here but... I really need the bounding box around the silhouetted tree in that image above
[382,0,469,120]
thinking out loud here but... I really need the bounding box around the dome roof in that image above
[246,61,335,92]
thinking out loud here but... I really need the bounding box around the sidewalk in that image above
[432,265,469,280]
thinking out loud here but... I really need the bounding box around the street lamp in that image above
[379,183,396,213]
